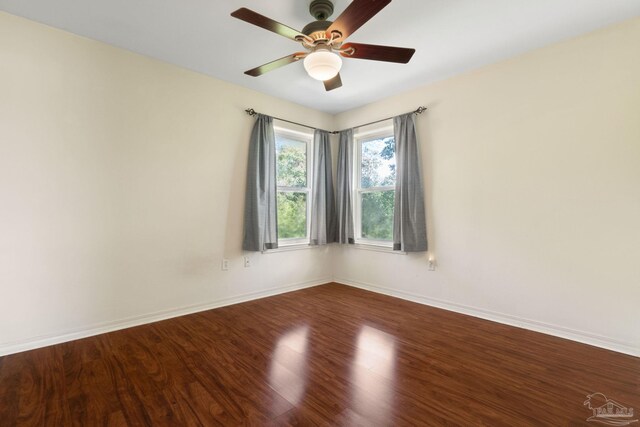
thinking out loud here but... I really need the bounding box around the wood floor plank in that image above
[0,283,638,426]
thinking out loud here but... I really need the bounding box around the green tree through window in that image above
[358,132,396,242]
[275,132,310,241]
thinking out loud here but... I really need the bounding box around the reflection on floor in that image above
[270,325,309,405]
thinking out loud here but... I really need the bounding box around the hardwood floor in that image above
[1,283,638,426]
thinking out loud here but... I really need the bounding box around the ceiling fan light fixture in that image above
[303,50,342,81]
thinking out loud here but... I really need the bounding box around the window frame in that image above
[353,122,396,248]
[273,123,313,247]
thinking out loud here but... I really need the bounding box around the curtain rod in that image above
[244,106,427,135]
[244,109,332,134]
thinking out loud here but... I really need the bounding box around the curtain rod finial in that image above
[415,106,427,115]
[245,108,257,116]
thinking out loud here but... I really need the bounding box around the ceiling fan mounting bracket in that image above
[329,30,343,41]
[337,46,355,56]
[309,0,334,21]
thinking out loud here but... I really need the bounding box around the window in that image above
[274,124,313,245]
[354,123,396,246]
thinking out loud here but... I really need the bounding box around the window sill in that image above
[261,242,405,255]
[351,242,406,255]
[262,243,321,254]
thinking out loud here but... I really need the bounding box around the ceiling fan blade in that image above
[340,42,415,63]
[231,8,306,42]
[244,53,306,77]
[323,73,343,91]
[327,0,392,41]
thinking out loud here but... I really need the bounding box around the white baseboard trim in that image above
[336,278,639,357]
[0,277,330,357]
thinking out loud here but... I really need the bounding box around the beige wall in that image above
[1,11,638,356]
[0,12,334,355]
[334,18,640,355]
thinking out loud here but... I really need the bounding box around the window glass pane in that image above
[361,190,394,241]
[361,136,395,188]
[277,192,307,239]
[276,136,307,187]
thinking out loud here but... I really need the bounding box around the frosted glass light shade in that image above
[303,51,342,81]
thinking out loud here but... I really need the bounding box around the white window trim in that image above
[272,123,314,249]
[353,122,395,248]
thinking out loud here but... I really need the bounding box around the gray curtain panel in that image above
[242,114,278,251]
[393,113,428,252]
[335,129,355,244]
[310,130,337,245]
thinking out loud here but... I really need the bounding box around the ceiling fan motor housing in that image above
[302,20,332,40]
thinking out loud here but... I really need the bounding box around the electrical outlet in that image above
[244,256,251,268]
[427,254,436,271]
[221,259,229,271]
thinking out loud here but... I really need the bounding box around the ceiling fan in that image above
[230,0,416,91]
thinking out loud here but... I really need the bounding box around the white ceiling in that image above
[2,0,639,114]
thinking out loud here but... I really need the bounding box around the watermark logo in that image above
[584,392,637,426]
